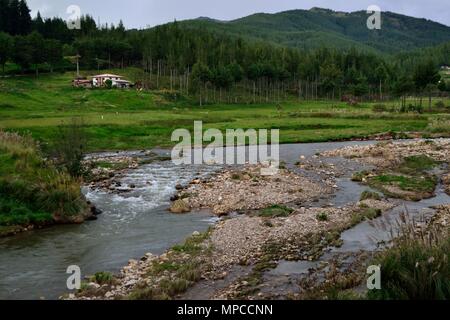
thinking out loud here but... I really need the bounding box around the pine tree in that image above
[18,0,31,35]
[0,0,10,33]
[0,31,13,73]
[33,11,45,34]
[8,0,20,35]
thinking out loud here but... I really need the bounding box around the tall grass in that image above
[52,117,87,177]
[427,119,450,134]
[368,213,449,300]
[0,130,87,227]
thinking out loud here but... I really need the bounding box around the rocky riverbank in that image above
[431,204,450,234]
[70,139,450,300]
[322,139,450,166]
[70,156,396,300]
[173,165,334,216]
[68,197,395,300]
[443,173,450,196]
[323,139,450,201]
[83,151,172,193]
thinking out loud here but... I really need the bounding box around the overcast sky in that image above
[27,0,450,28]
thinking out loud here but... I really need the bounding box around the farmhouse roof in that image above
[92,74,124,78]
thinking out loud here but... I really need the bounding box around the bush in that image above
[0,131,87,226]
[90,272,114,285]
[360,190,382,201]
[104,79,113,89]
[259,205,294,218]
[316,212,329,221]
[350,207,382,225]
[352,171,369,182]
[54,117,87,177]
[368,219,450,300]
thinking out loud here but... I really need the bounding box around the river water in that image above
[2,140,446,300]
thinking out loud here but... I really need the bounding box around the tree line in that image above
[0,0,449,104]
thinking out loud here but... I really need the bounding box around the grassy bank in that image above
[1,70,450,152]
[353,155,441,201]
[368,215,449,300]
[0,131,89,236]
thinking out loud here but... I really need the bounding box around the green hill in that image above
[177,8,450,54]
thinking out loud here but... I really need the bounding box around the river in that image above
[1,140,447,300]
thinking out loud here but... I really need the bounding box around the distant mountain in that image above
[175,8,450,54]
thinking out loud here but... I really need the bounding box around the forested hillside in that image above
[1,1,449,103]
[179,8,450,54]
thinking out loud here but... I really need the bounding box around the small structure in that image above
[72,77,92,88]
[113,79,133,89]
[92,74,132,88]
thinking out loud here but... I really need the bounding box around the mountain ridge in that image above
[177,8,450,54]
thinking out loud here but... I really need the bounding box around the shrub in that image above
[368,218,450,300]
[351,207,382,225]
[259,205,294,218]
[316,212,329,222]
[54,117,87,177]
[0,131,87,226]
[360,190,382,201]
[90,272,114,285]
[104,79,113,89]
[352,171,368,182]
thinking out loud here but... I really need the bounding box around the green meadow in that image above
[1,69,450,152]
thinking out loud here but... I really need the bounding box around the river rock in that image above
[170,200,191,214]
[88,282,101,289]
[443,173,450,195]
[89,204,103,216]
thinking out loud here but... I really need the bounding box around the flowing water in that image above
[1,140,448,300]
[0,156,220,300]
[263,166,450,297]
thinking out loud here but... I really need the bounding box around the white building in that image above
[92,74,132,88]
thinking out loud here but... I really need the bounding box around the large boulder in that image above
[169,199,191,214]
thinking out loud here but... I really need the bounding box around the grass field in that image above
[1,69,450,152]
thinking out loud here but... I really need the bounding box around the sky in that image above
[27,0,450,28]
